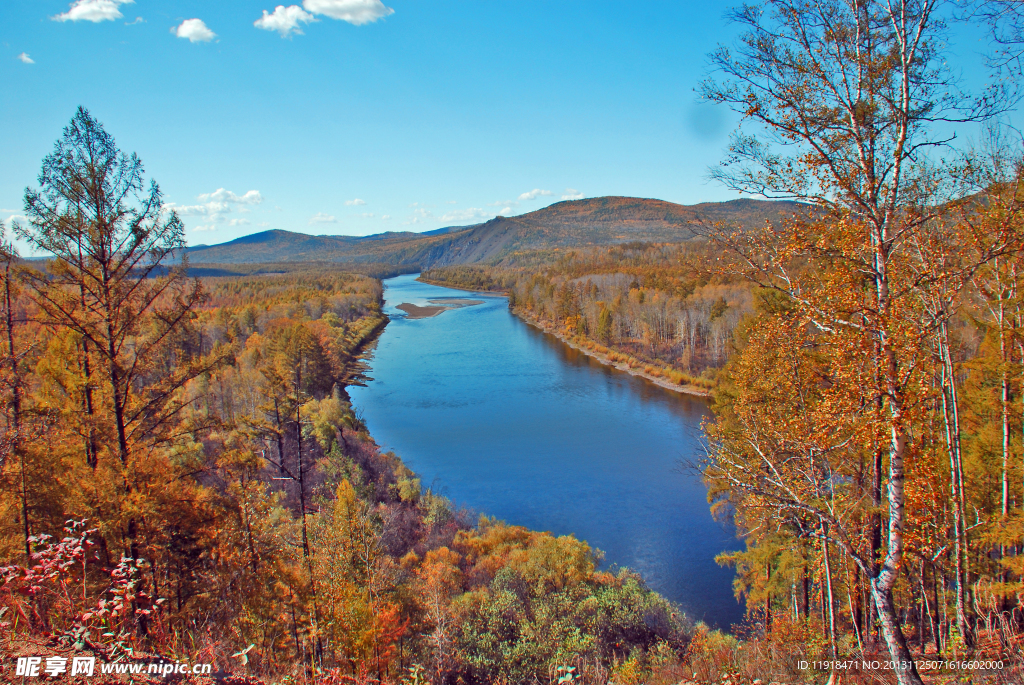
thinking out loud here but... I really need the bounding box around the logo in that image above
[13,655,212,678]
[15,656,94,677]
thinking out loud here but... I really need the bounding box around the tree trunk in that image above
[871,581,924,685]
[294,366,323,666]
[1001,297,1010,519]
[4,262,27,564]
[879,306,923,684]
[78,276,98,468]
[938,321,974,648]
[999,298,1011,610]
[930,562,942,655]
[823,537,837,657]
[802,563,810,621]
[871,339,884,644]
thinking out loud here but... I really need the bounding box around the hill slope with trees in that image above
[185,197,805,267]
[0,108,694,685]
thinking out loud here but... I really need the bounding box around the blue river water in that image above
[348,274,743,629]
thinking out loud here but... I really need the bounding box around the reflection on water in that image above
[349,274,743,629]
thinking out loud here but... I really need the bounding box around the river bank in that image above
[414,275,713,398]
[416,276,508,294]
[514,310,712,398]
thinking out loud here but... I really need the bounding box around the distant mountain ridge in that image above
[186,196,804,267]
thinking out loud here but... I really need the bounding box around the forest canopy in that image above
[0,109,693,685]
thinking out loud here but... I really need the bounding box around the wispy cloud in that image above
[198,188,262,204]
[124,16,144,25]
[54,0,134,23]
[302,0,394,25]
[381,215,391,220]
[16,53,34,64]
[192,225,217,232]
[405,208,433,224]
[440,208,488,223]
[168,203,227,217]
[561,188,583,200]
[309,212,337,224]
[173,18,216,43]
[345,198,366,206]
[518,188,552,201]
[358,213,375,218]
[2,215,28,230]
[165,188,262,228]
[255,5,315,37]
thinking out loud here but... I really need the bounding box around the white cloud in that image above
[381,215,391,220]
[345,198,366,206]
[125,16,144,25]
[446,200,457,205]
[17,53,34,64]
[255,5,315,37]
[403,208,437,225]
[518,189,552,201]
[302,0,394,25]
[257,222,270,227]
[562,188,583,200]
[498,207,513,216]
[309,212,337,224]
[192,225,217,232]
[54,0,134,23]
[2,215,28,230]
[488,199,515,207]
[168,202,227,217]
[164,189,262,229]
[440,208,488,223]
[358,212,375,218]
[198,188,262,204]
[173,18,216,43]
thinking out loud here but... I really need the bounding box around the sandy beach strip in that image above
[396,299,486,319]
[396,303,448,319]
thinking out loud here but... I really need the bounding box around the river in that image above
[348,273,743,629]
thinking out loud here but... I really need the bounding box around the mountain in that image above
[185,196,804,267]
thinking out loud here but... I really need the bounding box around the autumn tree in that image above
[16,107,223,595]
[699,2,1013,681]
[0,237,30,563]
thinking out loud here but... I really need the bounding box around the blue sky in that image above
[0,1,1011,248]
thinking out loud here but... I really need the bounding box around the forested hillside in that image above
[185,197,802,268]
[0,109,712,684]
